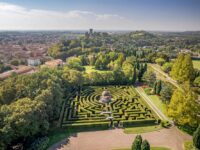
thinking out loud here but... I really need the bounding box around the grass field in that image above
[183,141,195,150]
[113,147,171,150]
[192,60,200,70]
[84,66,112,73]
[124,125,162,134]
[148,95,168,116]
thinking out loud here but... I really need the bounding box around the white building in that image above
[27,58,41,66]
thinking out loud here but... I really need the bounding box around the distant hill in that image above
[122,31,157,40]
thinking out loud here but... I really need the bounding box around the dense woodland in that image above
[0,31,200,150]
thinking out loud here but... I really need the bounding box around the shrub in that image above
[161,120,170,128]
[28,137,49,150]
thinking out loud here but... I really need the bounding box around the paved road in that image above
[135,87,169,121]
[48,127,191,150]
[149,64,181,90]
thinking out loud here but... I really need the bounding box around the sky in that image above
[0,0,200,31]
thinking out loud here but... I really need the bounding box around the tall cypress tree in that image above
[153,81,157,94]
[133,67,137,84]
[156,80,162,95]
[144,63,147,72]
[141,140,150,150]
[138,68,143,82]
[132,135,142,150]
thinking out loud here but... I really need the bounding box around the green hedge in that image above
[62,121,110,130]
[121,119,156,127]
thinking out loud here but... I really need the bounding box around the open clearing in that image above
[84,66,112,73]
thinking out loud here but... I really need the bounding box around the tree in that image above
[170,53,194,83]
[62,68,84,87]
[0,98,48,149]
[143,70,156,87]
[122,60,134,82]
[10,59,19,66]
[155,58,166,66]
[132,135,142,150]
[168,82,200,126]
[48,43,62,58]
[155,80,162,95]
[160,83,173,103]
[194,76,200,87]
[161,62,173,73]
[143,63,147,72]
[153,82,157,94]
[138,67,143,82]
[133,67,137,84]
[66,57,85,71]
[141,140,150,150]
[193,125,200,149]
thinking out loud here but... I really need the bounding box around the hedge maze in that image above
[61,86,158,128]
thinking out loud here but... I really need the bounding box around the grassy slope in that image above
[148,95,168,116]
[192,60,200,70]
[124,125,162,134]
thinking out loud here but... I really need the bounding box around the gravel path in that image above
[48,126,191,150]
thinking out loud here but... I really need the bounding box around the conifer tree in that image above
[141,140,150,150]
[133,67,137,84]
[132,135,142,150]
[153,81,157,94]
[156,80,162,95]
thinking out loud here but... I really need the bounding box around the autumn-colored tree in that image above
[170,53,194,83]
[168,82,200,126]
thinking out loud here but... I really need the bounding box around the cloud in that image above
[0,2,130,30]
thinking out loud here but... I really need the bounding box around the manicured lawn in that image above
[148,95,167,116]
[192,60,200,70]
[84,65,112,73]
[113,147,171,150]
[148,95,166,112]
[184,141,195,150]
[124,125,162,134]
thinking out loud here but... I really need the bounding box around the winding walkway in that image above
[48,126,191,150]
